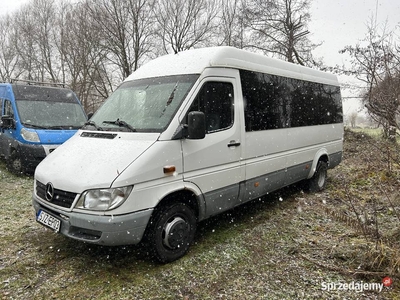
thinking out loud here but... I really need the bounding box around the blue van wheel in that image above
[7,149,23,174]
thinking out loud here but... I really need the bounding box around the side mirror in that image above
[0,115,15,129]
[187,111,206,140]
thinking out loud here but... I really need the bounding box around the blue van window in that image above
[10,85,87,129]
[16,100,86,128]
[12,85,78,103]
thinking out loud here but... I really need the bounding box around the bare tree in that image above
[349,112,358,128]
[366,72,400,140]
[14,6,40,81]
[32,0,59,82]
[243,0,317,66]
[340,19,400,141]
[154,0,219,54]
[126,0,157,71]
[218,0,247,48]
[59,1,113,111]
[85,0,133,79]
[85,0,155,80]
[0,15,21,81]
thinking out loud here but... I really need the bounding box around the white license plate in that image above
[37,210,61,232]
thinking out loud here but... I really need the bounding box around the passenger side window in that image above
[188,82,234,133]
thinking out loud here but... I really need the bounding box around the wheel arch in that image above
[307,148,329,179]
[152,183,205,222]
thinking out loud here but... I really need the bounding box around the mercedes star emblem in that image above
[45,183,54,201]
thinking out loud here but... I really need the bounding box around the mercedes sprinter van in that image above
[32,47,343,262]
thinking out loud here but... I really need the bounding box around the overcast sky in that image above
[1,0,399,114]
[310,0,399,64]
[309,0,399,114]
[1,0,28,14]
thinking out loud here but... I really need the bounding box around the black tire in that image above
[146,202,197,263]
[306,161,328,192]
[7,149,23,175]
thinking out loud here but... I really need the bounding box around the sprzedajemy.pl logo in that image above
[321,277,393,293]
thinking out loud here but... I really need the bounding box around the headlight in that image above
[76,186,133,211]
[21,128,40,142]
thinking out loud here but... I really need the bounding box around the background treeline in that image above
[0,0,399,139]
[0,0,319,112]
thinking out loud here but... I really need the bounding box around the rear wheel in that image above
[306,161,328,192]
[146,202,197,263]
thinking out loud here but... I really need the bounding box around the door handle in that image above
[227,140,241,147]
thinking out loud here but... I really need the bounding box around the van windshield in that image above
[89,74,198,132]
[16,100,87,129]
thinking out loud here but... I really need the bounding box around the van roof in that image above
[126,46,338,86]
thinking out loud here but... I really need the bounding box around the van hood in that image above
[35,131,160,193]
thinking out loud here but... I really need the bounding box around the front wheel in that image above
[146,202,197,263]
[306,161,328,192]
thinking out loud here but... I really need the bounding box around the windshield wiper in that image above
[46,125,84,130]
[160,81,179,118]
[22,122,48,129]
[166,81,179,106]
[103,119,136,132]
[83,120,103,131]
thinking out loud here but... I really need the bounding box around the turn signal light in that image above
[163,165,176,174]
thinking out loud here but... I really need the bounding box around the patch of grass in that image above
[351,127,400,143]
[351,127,383,137]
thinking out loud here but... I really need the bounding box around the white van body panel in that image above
[35,132,159,192]
[178,73,245,216]
[108,139,185,214]
[106,180,204,217]
[244,129,288,181]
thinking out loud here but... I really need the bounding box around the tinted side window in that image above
[188,82,234,133]
[320,85,343,124]
[240,69,342,131]
[241,71,297,131]
[0,99,3,115]
[241,71,282,131]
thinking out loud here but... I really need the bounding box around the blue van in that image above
[0,82,87,174]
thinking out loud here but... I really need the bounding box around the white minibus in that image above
[32,46,343,263]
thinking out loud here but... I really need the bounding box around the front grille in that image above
[36,181,77,208]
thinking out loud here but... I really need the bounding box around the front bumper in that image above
[32,194,153,246]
